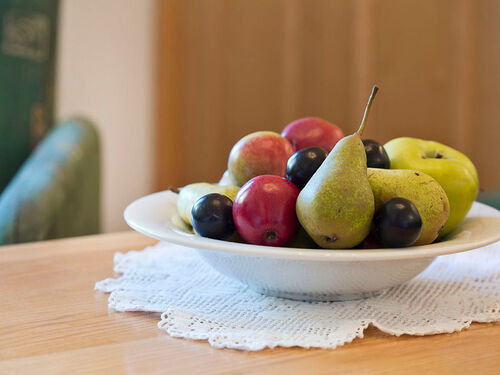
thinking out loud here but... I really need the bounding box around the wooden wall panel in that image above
[474,0,500,190]
[213,0,291,181]
[366,0,463,144]
[156,0,500,190]
[294,0,355,129]
[156,0,356,188]
[156,0,183,187]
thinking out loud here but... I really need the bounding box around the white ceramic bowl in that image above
[124,191,500,301]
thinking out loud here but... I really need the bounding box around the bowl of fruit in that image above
[125,87,500,301]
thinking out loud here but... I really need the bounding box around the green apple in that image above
[384,137,479,237]
[176,183,239,226]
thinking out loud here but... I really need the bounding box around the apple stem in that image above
[357,85,379,136]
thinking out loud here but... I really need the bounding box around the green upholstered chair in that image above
[0,118,100,245]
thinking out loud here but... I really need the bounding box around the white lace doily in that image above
[95,238,500,351]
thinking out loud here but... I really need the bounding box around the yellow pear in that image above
[367,168,450,245]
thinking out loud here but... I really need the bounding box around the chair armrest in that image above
[0,118,100,245]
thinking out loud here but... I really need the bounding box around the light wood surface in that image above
[155,0,500,190]
[1,232,500,374]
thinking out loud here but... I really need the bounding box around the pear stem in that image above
[356,85,379,136]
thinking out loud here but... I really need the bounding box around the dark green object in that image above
[0,118,100,245]
[286,227,319,249]
[0,0,59,193]
[477,191,500,211]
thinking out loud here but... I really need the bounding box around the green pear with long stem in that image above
[296,86,378,249]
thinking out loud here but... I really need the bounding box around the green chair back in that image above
[0,118,100,244]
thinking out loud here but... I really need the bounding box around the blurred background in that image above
[1,0,499,242]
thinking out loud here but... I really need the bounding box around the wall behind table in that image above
[156,0,500,191]
[56,0,155,232]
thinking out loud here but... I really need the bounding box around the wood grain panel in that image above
[213,0,290,182]
[156,0,500,190]
[454,0,477,157]
[155,0,354,189]
[281,0,304,123]
[351,0,377,133]
[156,0,184,188]
[366,0,461,144]
[474,0,500,190]
[293,0,355,130]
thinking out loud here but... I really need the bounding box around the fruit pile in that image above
[176,86,479,249]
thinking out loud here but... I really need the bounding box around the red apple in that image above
[281,117,344,152]
[228,131,294,186]
[233,175,299,246]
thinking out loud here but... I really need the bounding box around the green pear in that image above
[367,168,450,245]
[296,86,378,249]
[176,182,239,225]
[384,138,478,237]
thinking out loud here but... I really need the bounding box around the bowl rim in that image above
[124,190,500,262]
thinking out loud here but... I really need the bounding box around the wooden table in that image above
[1,232,500,374]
